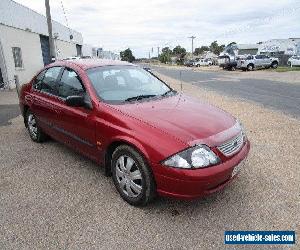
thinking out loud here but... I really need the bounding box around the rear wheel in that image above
[25,110,47,142]
[111,145,156,206]
[247,64,254,71]
[271,61,278,69]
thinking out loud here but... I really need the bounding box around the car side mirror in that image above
[65,95,85,107]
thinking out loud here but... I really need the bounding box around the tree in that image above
[194,46,209,55]
[120,48,135,62]
[172,45,186,56]
[158,47,172,64]
[172,45,186,64]
[209,41,225,55]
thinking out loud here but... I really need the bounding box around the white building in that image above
[0,0,83,89]
[258,38,300,56]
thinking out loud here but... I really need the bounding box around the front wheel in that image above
[26,109,47,142]
[111,145,156,206]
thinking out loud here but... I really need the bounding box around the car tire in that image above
[247,64,254,71]
[111,145,156,206]
[231,66,236,71]
[271,62,278,69]
[25,109,48,142]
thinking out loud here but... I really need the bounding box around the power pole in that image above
[157,46,160,58]
[188,36,196,55]
[45,0,56,61]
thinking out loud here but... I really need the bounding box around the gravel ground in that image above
[0,79,299,249]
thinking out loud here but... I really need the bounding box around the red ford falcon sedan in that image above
[19,59,250,206]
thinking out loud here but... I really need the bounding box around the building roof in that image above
[0,0,83,44]
[236,44,259,50]
[51,59,134,70]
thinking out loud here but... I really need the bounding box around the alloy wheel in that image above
[27,114,37,139]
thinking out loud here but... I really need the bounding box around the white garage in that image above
[0,0,83,89]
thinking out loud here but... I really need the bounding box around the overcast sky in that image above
[15,0,300,58]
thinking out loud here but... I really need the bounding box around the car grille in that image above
[217,132,244,157]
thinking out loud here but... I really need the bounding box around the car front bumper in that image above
[151,140,250,200]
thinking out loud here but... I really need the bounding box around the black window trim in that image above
[58,66,87,94]
[58,66,93,109]
[33,66,63,98]
[32,66,93,109]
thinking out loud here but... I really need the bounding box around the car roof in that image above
[49,59,134,70]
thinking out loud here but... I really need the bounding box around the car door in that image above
[55,67,97,160]
[261,55,270,66]
[30,66,63,136]
[254,55,263,67]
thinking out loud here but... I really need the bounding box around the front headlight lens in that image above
[237,120,247,140]
[162,145,220,169]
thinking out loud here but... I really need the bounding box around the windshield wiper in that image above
[125,94,156,102]
[161,89,176,97]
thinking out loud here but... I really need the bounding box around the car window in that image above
[41,67,62,95]
[87,66,170,103]
[33,70,46,90]
[58,68,85,98]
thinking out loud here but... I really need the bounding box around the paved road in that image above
[149,65,300,118]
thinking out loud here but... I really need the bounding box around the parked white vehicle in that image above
[194,58,213,67]
[237,54,279,71]
[287,56,300,67]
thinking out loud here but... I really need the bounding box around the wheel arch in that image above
[104,137,151,177]
[23,105,29,127]
[247,63,254,70]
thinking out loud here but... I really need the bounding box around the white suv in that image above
[238,55,279,71]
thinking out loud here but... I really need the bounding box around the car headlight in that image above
[162,145,220,169]
[237,120,247,140]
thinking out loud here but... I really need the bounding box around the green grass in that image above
[274,66,300,72]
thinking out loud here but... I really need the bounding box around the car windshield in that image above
[86,66,173,103]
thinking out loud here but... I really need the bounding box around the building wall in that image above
[0,24,44,88]
[258,39,300,55]
[0,0,83,88]
[55,39,78,60]
[0,24,80,88]
[0,0,83,45]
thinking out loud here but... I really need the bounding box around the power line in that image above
[60,0,73,40]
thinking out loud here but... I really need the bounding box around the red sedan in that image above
[19,59,250,206]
